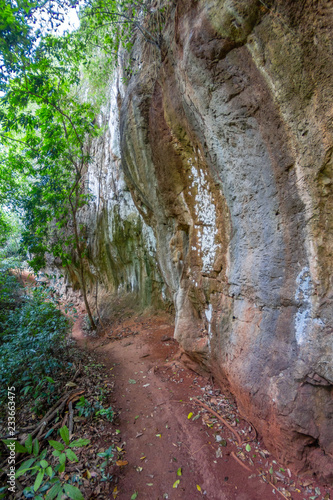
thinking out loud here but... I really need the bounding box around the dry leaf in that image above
[116,460,129,466]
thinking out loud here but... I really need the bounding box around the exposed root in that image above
[192,397,242,446]
[231,451,252,472]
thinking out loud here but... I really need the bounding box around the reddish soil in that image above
[72,309,332,500]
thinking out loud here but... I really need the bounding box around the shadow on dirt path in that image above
[71,310,330,500]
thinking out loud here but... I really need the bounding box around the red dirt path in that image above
[72,310,331,500]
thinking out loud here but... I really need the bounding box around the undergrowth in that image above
[0,263,72,415]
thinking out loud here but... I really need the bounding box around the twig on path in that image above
[231,451,252,472]
[192,397,242,446]
[256,470,290,500]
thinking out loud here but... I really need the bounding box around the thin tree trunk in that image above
[70,197,96,330]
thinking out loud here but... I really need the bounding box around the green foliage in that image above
[0,259,23,328]
[75,395,114,421]
[2,426,90,499]
[0,281,70,409]
[0,0,170,331]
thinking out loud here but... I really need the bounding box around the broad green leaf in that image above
[15,458,36,478]
[49,440,65,451]
[2,440,27,453]
[131,492,138,500]
[173,480,180,488]
[59,453,66,465]
[245,444,251,452]
[58,463,65,473]
[34,470,44,492]
[45,482,62,500]
[69,438,90,448]
[33,438,40,457]
[177,467,182,476]
[25,434,33,454]
[66,449,78,462]
[46,466,53,477]
[60,425,70,445]
[63,484,84,500]
[40,460,48,469]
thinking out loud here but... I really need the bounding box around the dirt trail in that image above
[72,310,328,500]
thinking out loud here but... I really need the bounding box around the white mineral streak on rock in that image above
[190,164,218,273]
[205,303,213,350]
[295,267,313,345]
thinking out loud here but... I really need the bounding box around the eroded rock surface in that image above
[78,0,333,483]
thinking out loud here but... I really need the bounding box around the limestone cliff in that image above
[78,0,333,483]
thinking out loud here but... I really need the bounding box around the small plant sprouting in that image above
[2,425,90,499]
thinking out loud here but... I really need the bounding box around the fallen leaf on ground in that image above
[188,412,193,419]
[177,467,182,476]
[173,480,180,488]
[131,492,138,500]
[129,379,136,384]
[116,460,128,466]
[197,484,202,492]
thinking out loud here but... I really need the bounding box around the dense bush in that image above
[0,267,71,410]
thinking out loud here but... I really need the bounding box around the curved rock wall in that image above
[82,0,333,483]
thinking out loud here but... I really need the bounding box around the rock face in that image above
[80,0,333,483]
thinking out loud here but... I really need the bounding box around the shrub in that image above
[0,282,71,410]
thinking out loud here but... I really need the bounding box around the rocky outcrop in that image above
[80,0,333,483]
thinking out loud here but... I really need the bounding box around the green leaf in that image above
[131,492,138,500]
[60,425,70,445]
[66,449,78,462]
[177,467,182,476]
[245,444,251,452]
[2,440,27,453]
[45,482,62,500]
[34,470,44,492]
[58,462,65,473]
[45,377,55,383]
[69,438,90,448]
[173,479,180,488]
[128,379,136,384]
[33,438,40,457]
[269,467,274,474]
[25,434,33,453]
[46,466,53,477]
[187,412,193,419]
[40,460,48,469]
[59,453,66,465]
[63,484,84,500]
[15,458,36,478]
[49,440,65,451]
